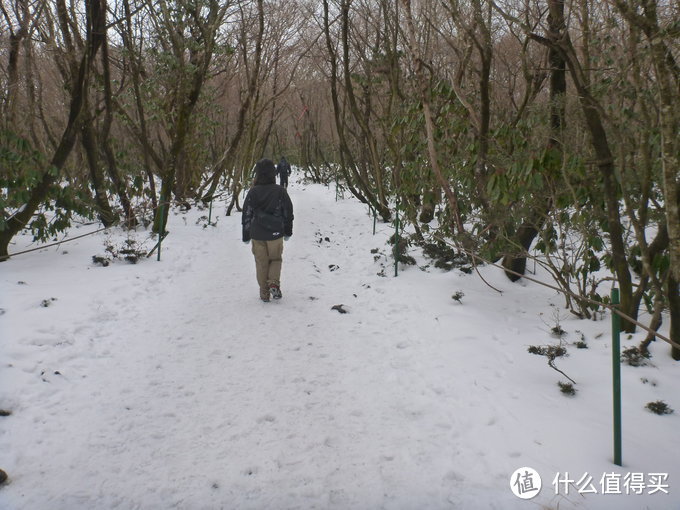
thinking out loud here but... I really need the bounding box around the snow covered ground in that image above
[1,177,679,510]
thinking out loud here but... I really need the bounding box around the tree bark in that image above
[81,118,117,227]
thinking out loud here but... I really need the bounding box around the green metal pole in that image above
[372,207,377,235]
[157,203,165,262]
[208,199,213,225]
[612,287,622,466]
[394,199,400,277]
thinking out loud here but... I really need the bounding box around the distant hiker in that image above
[242,158,294,302]
[277,156,292,188]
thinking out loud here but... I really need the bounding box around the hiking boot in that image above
[260,289,270,302]
[269,284,282,300]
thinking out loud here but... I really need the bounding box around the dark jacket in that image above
[277,158,291,178]
[242,183,293,242]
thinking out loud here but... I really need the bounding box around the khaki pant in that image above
[251,238,284,299]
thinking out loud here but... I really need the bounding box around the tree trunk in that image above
[0,0,106,259]
[586,120,634,332]
[152,0,236,232]
[201,0,265,204]
[473,0,493,210]
[4,2,30,126]
[121,0,161,214]
[340,0,389,213]
[669,276,680,360]
[503,0,566,280]
[100,27,136,227]
[531,20,635,331]
[322,0,390,221]
[631,222,668,323]
[419,186,439,224]
[503,222,541,281]
[611,0,680,283]
[400,0,465,235]
[81,119,117,227]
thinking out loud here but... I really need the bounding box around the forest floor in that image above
[1,177,679,509]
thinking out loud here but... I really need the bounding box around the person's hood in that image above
[255,159,276,184]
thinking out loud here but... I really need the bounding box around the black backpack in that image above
[254,197,283,232]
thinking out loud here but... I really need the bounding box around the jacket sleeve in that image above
[242,192,253,242]
[282,189,294,237]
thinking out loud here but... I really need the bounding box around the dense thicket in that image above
[1,0,678,357]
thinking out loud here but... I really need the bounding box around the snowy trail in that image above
[2,180,679,509]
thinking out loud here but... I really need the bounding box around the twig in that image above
[432,234,680,350]
[0,227,109,262]
[145,232,169,258]
[549,359,577,385]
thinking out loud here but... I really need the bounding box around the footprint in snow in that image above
[257,414,276,424]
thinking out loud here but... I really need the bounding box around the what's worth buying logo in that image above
[510,467,542,499]
[510,466,671,499]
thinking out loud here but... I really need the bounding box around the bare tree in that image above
[0,0,108,259]
[400,0,466,235]
[200,0,265,213]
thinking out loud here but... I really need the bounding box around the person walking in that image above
[242,159,294,302]
[277,156,292,188]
